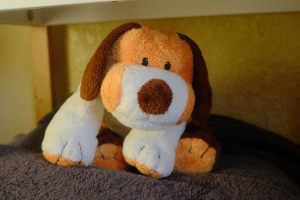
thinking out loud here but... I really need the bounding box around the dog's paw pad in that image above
[174,138,217,174]
[92,143,129,171]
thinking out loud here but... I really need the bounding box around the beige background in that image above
[1,12,300,145]
[0,24,35,143]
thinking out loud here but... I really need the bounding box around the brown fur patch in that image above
[178,33,212,125]
[97,126,124,146]
[137,79,173,115]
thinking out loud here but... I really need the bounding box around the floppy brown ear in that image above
[178,33,212,126]
[80,22,142,101]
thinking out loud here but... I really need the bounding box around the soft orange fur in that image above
[43,152,84,167]
[125,157,163,179]
[176,84,195,125]
[92,144,129,171]
[111,26,194,83]
[101,63,128,112]
[174,138,217,174]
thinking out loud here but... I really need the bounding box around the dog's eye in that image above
[142,58,148,66]
[164,62,171,70]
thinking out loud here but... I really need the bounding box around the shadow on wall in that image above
[49,26,69,108]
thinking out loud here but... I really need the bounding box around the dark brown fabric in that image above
[137,79,173,115]
[80,22,141,101]
[97,127,124,146]
[178,33,212,126]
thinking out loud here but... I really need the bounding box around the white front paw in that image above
[123,122,186,178]
[42,86,104,166]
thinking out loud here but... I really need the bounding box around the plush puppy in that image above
[42,23,220,179]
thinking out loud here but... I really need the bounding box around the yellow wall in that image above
[0,24,36,144]
[1,12,299,145]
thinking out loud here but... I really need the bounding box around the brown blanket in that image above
[1,112,300,199]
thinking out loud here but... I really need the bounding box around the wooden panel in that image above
[30,26,53,122]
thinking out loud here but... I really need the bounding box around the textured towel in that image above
[1,113,300,199]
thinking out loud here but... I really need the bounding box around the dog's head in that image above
[80,23,212,131]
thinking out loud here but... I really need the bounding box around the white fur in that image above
[42,85,104,165]
[112,65,188,131]
[123,121,186,177]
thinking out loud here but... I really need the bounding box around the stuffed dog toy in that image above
[42,22,220,179]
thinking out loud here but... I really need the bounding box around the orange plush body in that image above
[42,23,220,178]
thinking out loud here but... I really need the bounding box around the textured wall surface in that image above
[0,24,36,144]
[51,12,300,145]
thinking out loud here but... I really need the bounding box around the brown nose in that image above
[137,79,173,115]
